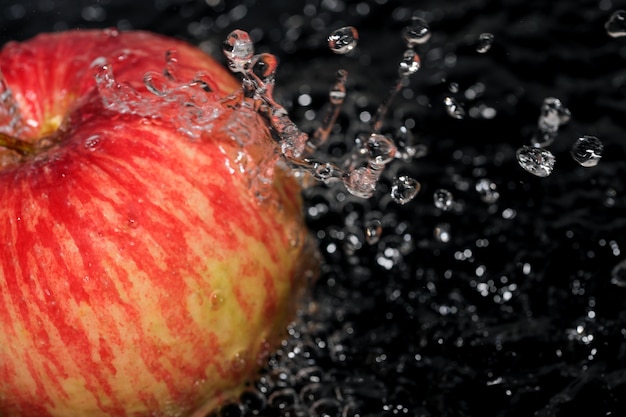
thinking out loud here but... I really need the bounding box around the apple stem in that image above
[0,132,38,156]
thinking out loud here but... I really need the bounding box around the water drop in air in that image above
[327,26,359,54]
[516,146,555,177]
[364,219,383,245]
[570,135,603,167]
[365,133,397,165]
[444,96,465,119]
[434,223,451,243]
[605,10,626,37]
[402,16,431,46]
[398,49,421,77]
[222,29,254,73]
[433,189,454,211]
[538,97,570,134]
[390,176,420,205]
[476,33,494,53]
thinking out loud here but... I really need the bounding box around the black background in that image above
[3,1,626,416]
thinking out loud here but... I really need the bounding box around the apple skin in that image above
[0,30,314,417]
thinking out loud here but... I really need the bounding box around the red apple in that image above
[0,29,315,417]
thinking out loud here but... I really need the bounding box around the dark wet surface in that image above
[3,1,626,416]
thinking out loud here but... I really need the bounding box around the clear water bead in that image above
[398,49,421,77]
[223,30,254,73]
[433,189,454,211]
[444,96,465,119]
[538,97,570,134]
[344,166,379,198]
[402,16,431,46]
[364,219,383,245]
[476,33,494,53]
[366,133,397,165]
[390,176,420,205]
[516,146,555,177]
[327,26,359,54]
[570,135,603,167]
[605,10,626,38]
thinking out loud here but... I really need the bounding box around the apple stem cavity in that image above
[0,131,39,156]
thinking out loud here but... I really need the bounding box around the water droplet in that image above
[390,176,420,205]
[83,134,101,150]
[398,49,421,77]
[223,29,254,72]
[476,33,494,53]
[448,82,460,93]
[610,260,626,287]
[538,97,570,134]
[364,219,383,245]
[0,69,22,132]
[239,389,267,414]
[327,26,359,54]
[606,10,626,37]
[343,166,380,198]
[366,133,397,165]
[402,16,431,46]
[210,292,225,310]
[475,178,500,204]
[444,96,465,119]
[570,135,603,167]
[313,162,341,183]
[433,188,454,211]
[516,145,555,177]
[267,388,298,410]
[434,223,451,243]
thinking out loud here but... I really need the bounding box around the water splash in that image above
[0,69,21,133]
[92,54,221,139]
[220,25,428,200]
